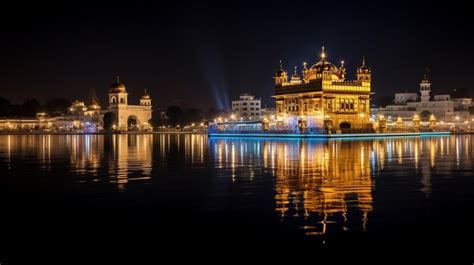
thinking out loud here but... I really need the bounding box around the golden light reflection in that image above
[1,134,473,236]
[210,135,469,236]
[108,134,153,190]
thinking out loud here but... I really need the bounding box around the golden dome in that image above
[141,89,151,99]
[309,47,339,73]
[109,76,127,93]
[89,101,101,110]
[109,82,126,93]
[291,66,301,80]
[357,56,370,73]
[309,60,339,73]
[275,60,287,77]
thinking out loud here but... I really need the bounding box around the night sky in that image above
[1,0,472,110]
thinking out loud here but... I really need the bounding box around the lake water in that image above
[2,134,474,262]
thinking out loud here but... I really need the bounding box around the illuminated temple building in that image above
[274,47,372,132]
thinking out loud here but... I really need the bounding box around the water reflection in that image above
[211,138,374,235]
[2,134,473,237]
[210,135,473,235]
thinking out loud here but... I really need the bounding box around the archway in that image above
[420,110,432,122]
[340,122,351,130]
[127,116,139,131]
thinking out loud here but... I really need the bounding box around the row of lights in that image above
[214,114,276,123]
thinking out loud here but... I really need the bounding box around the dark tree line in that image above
[152,105,220,127]
[0,97,71,117]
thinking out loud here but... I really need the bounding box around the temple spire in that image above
[279,60,283,70]
[294,66,298,75]
[116,76,120,83]
[362,56,366,67]
[320,46,326,59]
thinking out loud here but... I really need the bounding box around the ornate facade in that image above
[274,47,372,132]
[108,77,153,131]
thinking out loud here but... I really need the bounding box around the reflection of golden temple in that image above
[211,138,375,235]
[273,140,373,235]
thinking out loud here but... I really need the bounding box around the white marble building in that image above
[375,73,471,122]
[231,93,262,120]
[108,78,153,131]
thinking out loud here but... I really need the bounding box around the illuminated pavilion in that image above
[274,47,372,133]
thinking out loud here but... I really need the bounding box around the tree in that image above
[182,108,203,125]
[0,97,11,117]
[166,105,182,126]
[21,98,41,117]
[103,112,117,131]
[45,98,71,116]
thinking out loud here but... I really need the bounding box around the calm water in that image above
[2,134,474,261]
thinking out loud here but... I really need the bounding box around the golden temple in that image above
[274,47,372,133]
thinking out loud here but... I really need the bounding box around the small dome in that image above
[89,101,101,110]
[275,69,286,77]
[142,89,151,99]
[109,76,127,93]
[291,66,300,81]
[275,60,287,77]
[109,82,126,93]
[357,57,370,73]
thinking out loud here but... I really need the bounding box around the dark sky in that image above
[1,0,472,110]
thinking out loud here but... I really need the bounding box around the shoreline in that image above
[0,131,208,135]
[0,131,461,138]
[209,131,453,139]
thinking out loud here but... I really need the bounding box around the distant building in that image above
[108,77,153,131]
[375,70,472,122]
[54,98,105,132]
[394,92,418,104]
[231,93,261,120]
[0,117,54,132]
[0,77,154,132]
